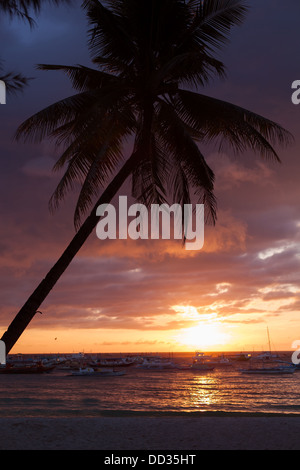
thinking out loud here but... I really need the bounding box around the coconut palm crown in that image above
[16,0,292,230]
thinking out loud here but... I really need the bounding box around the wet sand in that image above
[0,416,300,450]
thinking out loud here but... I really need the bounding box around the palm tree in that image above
[1,0,292,354]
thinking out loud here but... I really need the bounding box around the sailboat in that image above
[240,328,296,375]
[256,327,280,361]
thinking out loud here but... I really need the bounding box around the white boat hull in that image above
[71,367,125,377]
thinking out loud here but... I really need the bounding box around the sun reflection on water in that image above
[185,372,223,410]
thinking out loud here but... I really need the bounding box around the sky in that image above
[0,0,300,354]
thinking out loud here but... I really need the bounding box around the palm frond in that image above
[131,135,170,208]
[157,98,217,224]
[191,0,249,51]
[0,70,30,94]
[176,89,293,160]
[130,106,170,208]
[15,91,90,143]
[154,50,225,93]
[36,63,120,91]
[83,0,137,66]
[48,102,136,225]
[15,81,129,144]
[72,112,135,227]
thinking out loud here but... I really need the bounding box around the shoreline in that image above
[1,414,300,450]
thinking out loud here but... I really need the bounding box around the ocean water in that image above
[0,354,300,417]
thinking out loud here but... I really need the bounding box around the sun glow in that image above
[172,305,231,350]
[175,323,230,350]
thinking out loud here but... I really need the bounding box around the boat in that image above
[71,367,125,377]
[191,351,231,369]
[256,351,280,361]
[190,352,215,371]
[240,365,296,375]
[136,356,177,370]
[240,328,293,374]
[231,352,252,362]
[0,362,55,374]
[256,328,280,361]
[89,356,136,368]
[210,354,232,367]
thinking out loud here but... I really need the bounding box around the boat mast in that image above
[267,327,271,352]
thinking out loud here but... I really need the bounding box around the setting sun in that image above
[171,305,231,350]
[175,323,231,350]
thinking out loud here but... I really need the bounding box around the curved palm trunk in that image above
[1,153,138,354]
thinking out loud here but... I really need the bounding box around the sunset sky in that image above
[1,0,300,354]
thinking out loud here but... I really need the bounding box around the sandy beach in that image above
[0,416,300,450]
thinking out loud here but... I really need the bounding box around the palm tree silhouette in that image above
[1,0,292,353]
